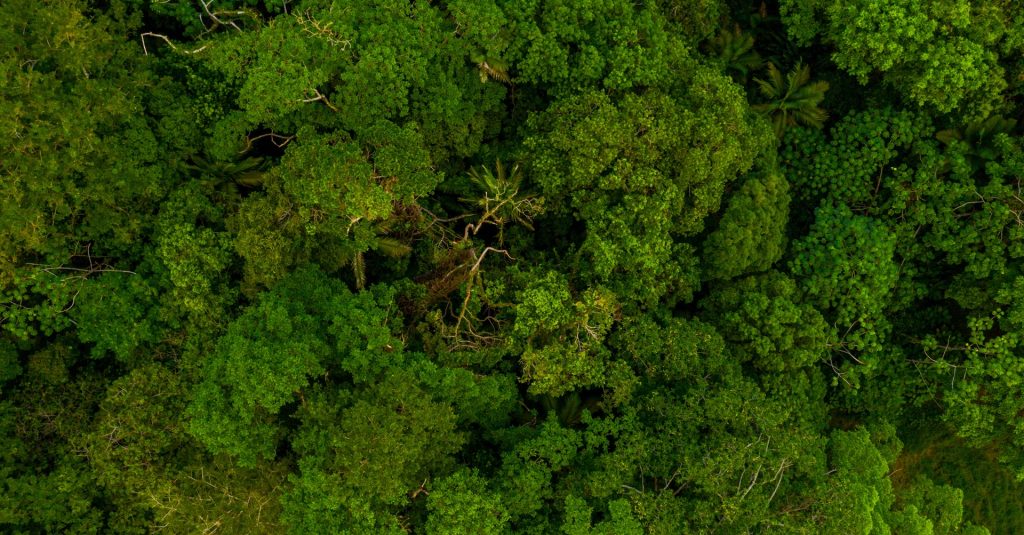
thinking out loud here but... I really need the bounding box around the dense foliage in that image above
[2,0,1023,532]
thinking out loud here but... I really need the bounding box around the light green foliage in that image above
[606,316,830,532]
[780,0,1016,114]
[514,271,623,397]
[0,0,169,282]
[0,455,106,534]
[285,371,464,530]
[812,425,984,535]
[426,469,510,535]
[818,427,896,534]
[503,0,693,97]
[791,204,899,362]
[898,476,974,535]
[465,160,544,244]
[413,359,519,431]
[86,365,189,499]
[202,0,505,159]
[562,496,643,535]
[606,313,823,528]
[526,77,772,304]
[0,268,79,340]
[308,377,462,504]
[232,124,440,291]
[187,266,401,465]
[154,184,237,327]
[701,172,790,280]
[72,272,162,365]
[84,364,287,534]
[4,0,1024,532]
[279,460,404,535]
[498,415,584,520]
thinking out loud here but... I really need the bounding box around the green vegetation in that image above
[2,0,1023,532]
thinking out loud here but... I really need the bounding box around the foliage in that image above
[701,171,790,280]
[781,107,929,207]
[779,0,1020,115]
[790,203,899,370]
[3,0,1024,532]
[707,25,762,80]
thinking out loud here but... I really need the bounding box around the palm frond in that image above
[374,237,412,258]
[710,25,762,78]
[352,251,366,290]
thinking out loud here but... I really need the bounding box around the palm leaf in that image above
[352,251,366,290]
[374,237,412,258]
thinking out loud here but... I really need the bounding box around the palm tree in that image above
[462,160,542,243]
[752,62,829,138]
[709,25,762,81]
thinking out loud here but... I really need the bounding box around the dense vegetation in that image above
[2,0,1024,532]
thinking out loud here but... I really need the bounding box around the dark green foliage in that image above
[782,107,929,206]
[3,0,1024,532]
[701,271,829,371]
[708,25,762,80]
[791,203,899,367]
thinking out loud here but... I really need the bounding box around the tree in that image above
[186,266,401,465]
[426,469,510,535]
[701,271,829,371]
[701,171,791,280]
[790,203,899,373]
[525,78,772,306]
[779,0,1019,115]
[752,62,830,138]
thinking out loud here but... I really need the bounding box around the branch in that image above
[300,88,339,112]
[140,33,208,55]
[239,132,294,154]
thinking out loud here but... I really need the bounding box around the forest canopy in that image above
[2,0,1024,533]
